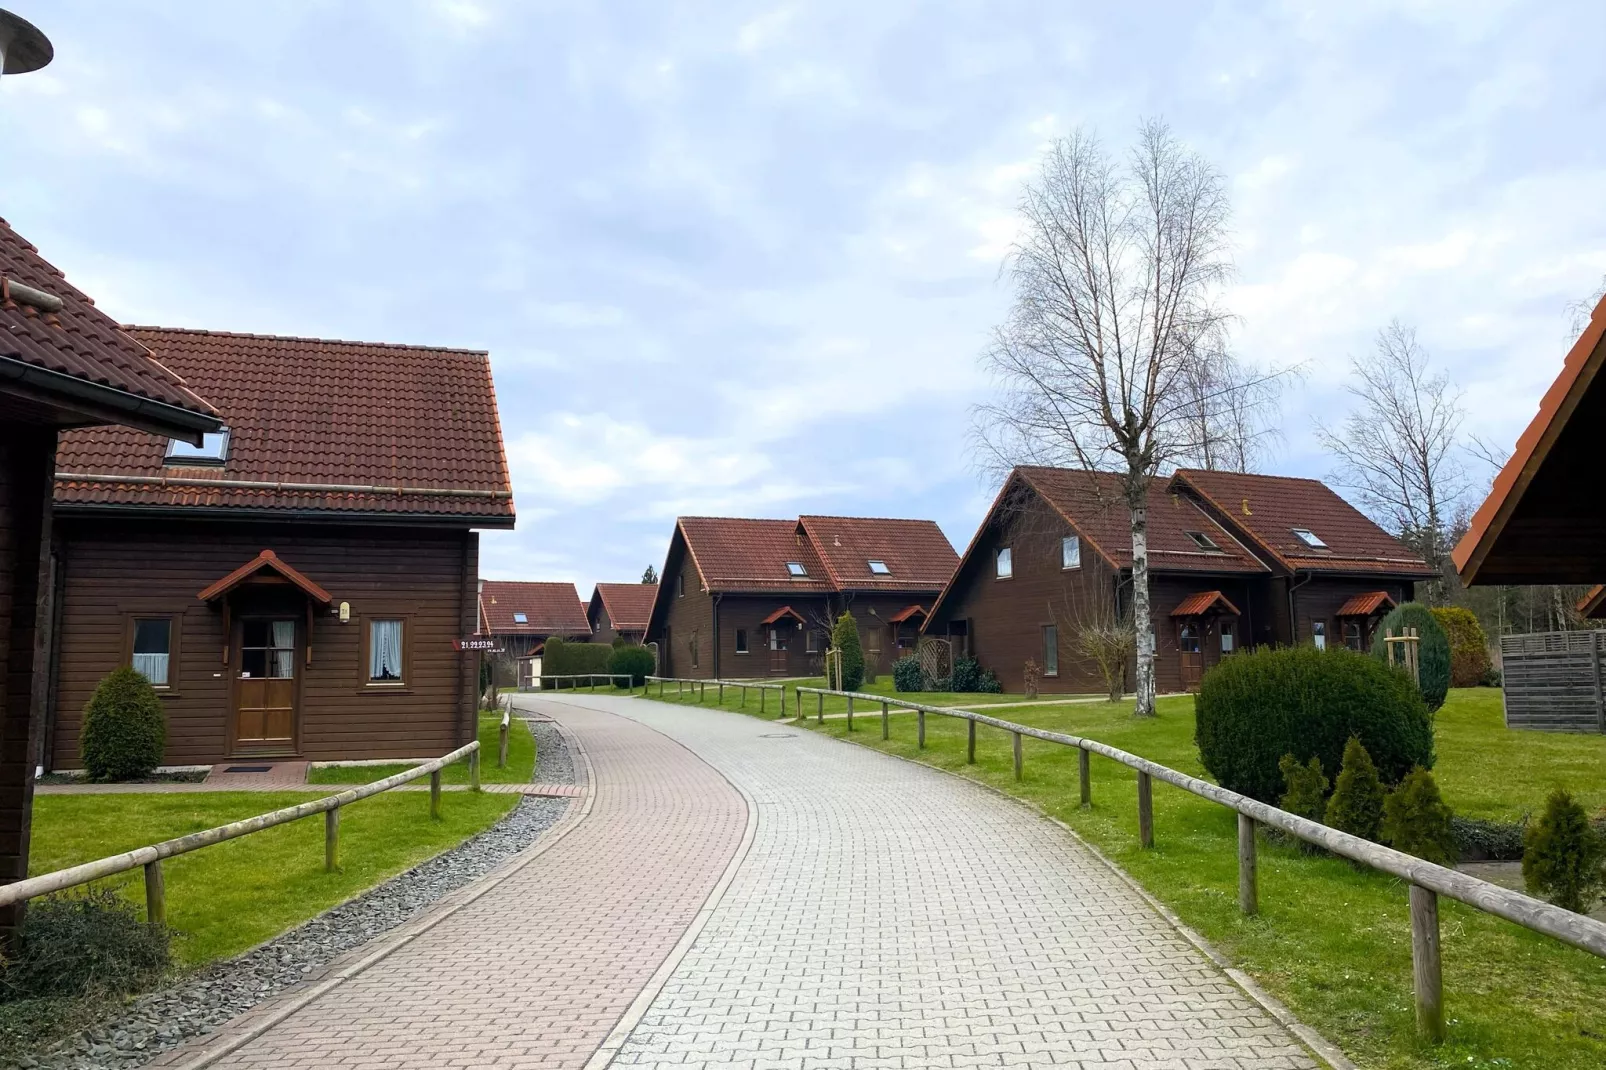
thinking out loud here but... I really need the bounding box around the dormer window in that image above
[1292,528,1328,549]
[786,561,808,577]
[512,612,528,624]
[1186,530,1222,552]
[165,428,230,466]
[868,560,890,575]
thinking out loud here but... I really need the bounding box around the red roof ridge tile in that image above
[124,324,490,357]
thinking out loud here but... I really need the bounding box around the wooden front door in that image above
[769,625,790,674]
[1178,621,1204,692]
[234,618,297,752]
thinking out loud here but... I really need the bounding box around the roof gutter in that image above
[50,501,517,529]
[56,472,513,499]
[1,355,221,442]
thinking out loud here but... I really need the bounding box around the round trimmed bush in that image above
[892,655,923,693]
[1430,606,1492,689]
[607,644,655,687]
[1196,645,1434,804]
[79,667,167,782]
[1370,602,1451,711]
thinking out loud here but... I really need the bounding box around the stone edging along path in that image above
[25,718,580,1070]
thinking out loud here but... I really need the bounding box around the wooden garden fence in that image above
[538,673,637,692]
[1499,630,1606,733]
[647,675,787,717]
[794,686,1606,1043]
[0,740,481,926]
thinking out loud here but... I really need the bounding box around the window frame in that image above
[805,629,820,654]
[124,613,180,695]
[867,559,890,575]
[1220,619,1236,655]
[785,560,809,577]
[1042,623,1059,677]
[1061,536,1081,571]
[995,546,1013,579]
[1185,530,1222,552]
[735,627,750,655]
[675,573,685,598]
[1311,619,1328,651]
[512,611,528,625]
[359,614,413,692]
[1292,527,1329,549]
[164,427,231,466]
[1342,619,1364,652]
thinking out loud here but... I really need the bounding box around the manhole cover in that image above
[759,733,796,739]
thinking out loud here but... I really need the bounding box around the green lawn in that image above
[306,710,536,786]
[664,686,1606,1070]
[28,789,517,965]
[648,674,1091,718]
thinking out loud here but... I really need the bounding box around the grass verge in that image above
[645,674,1091,717]
[306,710,537,786]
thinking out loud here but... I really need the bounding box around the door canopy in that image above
[760,605,807,626]
[1169,590,1240,618]
[197,549,332,605]
[1335,590,1395,618]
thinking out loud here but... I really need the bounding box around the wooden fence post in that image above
[430,770,442,820]
[470,748,481,793]
[1238,814,1257,915]
[1012,731,1022,780]
[967,718,976,763]
[1137,771,1154,848]
[882,701,890,741]
[326,807,341,872]
[498,718,509,769]
[846,695,854,732]
[1078,747,1091,808]
[817,692,824,723]
[1592,630,1604,734]
[741,685,747,708]
[144,860,165,927]
[1410,885,1446,1042]
[917,710,926,749]
[718,682,724,704]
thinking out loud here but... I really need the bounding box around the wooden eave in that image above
[197,549,332,605]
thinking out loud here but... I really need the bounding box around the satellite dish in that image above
[0,9,53,77]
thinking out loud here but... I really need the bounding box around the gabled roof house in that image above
[480,580,591,658]
[645,515,959,679]
[588,582,658,645]
[925,466,1432,694]
[45,327,513,770]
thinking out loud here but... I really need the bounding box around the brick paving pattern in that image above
[153,701,747,1069]
[588,694,1320,1069]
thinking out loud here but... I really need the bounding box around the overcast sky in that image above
[3,0,1603,588]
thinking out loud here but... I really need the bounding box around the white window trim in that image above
[1061,536,1081,571]
[996,546,1013,579]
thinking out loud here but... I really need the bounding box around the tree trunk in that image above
[1131,500,1156,717]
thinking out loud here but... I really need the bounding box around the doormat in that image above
[223,765,273,773]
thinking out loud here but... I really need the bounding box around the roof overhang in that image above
[1336,590,1397,618]
[759,605,807,625]
[1580,585,1606,620]
[1,354,221,441]
[1170,590,1240,618]
[197,549,332,604]
[888,604,928,625]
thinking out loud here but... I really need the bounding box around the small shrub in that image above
[1278,753,1329,822]
[1,889,170,1002]
[1522,788,1606,914]
[975,668,1002,694]
[1196,645,1433,804]
[892,655,923,693]
[1431,606,1492,689]
[606,645,655,687]
[1325,736,1386,841]
[831,613,865,692]
[1452,815,1527,861]
[79,667,166,781]
[950,657,982,693]
[1370,602,1452,711]
[1381,767,1457,864]
[1480,666,1503,688]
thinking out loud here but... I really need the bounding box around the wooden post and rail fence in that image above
[537,673,637,692]
[0,741,482,927]
[792,686,1606,1043]
[645,675,787,717]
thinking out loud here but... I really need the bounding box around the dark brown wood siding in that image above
[1291,576,1415,651]
[589,601,619,646]
[715,594,831,678]
[49,516,478,768]
[658,540,716,679]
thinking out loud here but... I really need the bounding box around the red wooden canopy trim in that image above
[1335,590,1396,618]
[197,549,333,605]
[1579,585,1606,620]
[759,605,807,625]
[888,604,928,625]
[1169,590,1240,618]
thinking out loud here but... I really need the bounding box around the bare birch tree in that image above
[973,121,1237,717]
[1173,343,1290,472]
[1316,320,1466,602]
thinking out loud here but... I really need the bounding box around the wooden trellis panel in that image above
[1499,630,1606,733]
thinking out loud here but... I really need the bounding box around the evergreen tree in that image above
[1278,754,1328,823]
[1325,736,1386,841]
[1523,788,1606,914]
[642,565,658,584]
[832,611,865,692]
[1380,767,1457,864]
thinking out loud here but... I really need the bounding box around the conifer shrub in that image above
[892,655,923,693]
[1325,736,1386,841]
[1430,606,1492,689]
[1522,788,1606,914]
[606,645,655,687]
[1369,602,1452,711]
[1380,767,1457,864]
[949,656,981,692]
[831,612,865,692]
[1277,754,1329,822]
[79,667,166,782]
[1196,645,1433,804]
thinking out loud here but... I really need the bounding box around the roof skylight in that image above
[165,428,230,465]
[1185,531,1222,552]
[1292,528,1329,549]
[512,612,528,624]
[786,561,808,577]
[868,560,890,575]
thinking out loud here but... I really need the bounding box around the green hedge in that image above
[1431,605,1492,688]
[1196,645,1434,804]
[541,637,615,686]
[607,645,655,687]
[1370,602,1451,711]
[79,668,166,782]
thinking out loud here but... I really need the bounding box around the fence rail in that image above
[794,686,1606,1042]
[538,673,637,692]
[0,741,482,924]
[648,675,787,717]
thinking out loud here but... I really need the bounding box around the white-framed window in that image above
[1061,536,1081,570]
[369,619,404,681]
[868,560,890,575]
[512,611,528,624]
[165,428,230,465]
[1292,528,1328,549]
[1311,620,1327,651]
[996,547,1013,579]
[1042,624,1058,676]
[1221,621,1236,654]
[676,574,685,597]
[1186,530,1221,552]
[786,561,808,577]
[132,618,172,687]
[806,630,820,654]
[735,628,749,654]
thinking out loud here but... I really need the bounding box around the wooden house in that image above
[924,466,1432,694]
[44,328,514,769]
[645,515,958,679]
[479,580,591,688]
[587,582,658,645]
[2,218,221,923]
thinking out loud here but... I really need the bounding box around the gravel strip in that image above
[25,721,577,1070]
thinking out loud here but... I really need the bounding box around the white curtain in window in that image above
[270,620,296,678]
[132,653,169,686]
[370,619,404,681]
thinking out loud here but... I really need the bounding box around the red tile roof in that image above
[1016,467,1267,574]
[887,604,928,624]
[54,327,513,522]
[676,517,833,593]
[1336,590,1397,617]
[480,581,590,636]
[592,583,658,631]
[1170,590,1240,617]
[1,217,218,430]
[797,515,959,591]
[1172,469,1433,577]
[1580,585,1605,620]
[197,549,332,605]
[759,605,807,625]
